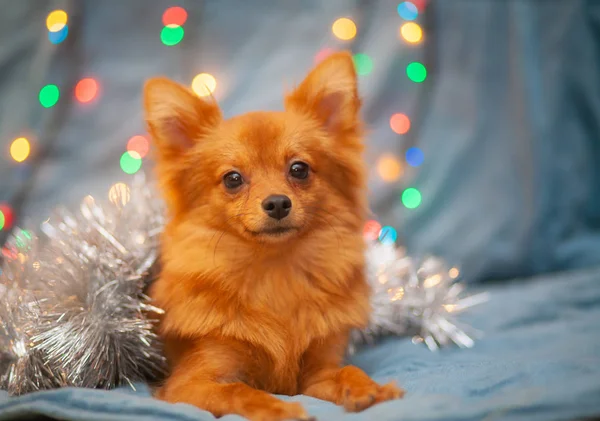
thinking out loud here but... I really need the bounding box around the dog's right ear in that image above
[143,77,222,159]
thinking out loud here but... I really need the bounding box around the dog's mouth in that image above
[248,226,298,237]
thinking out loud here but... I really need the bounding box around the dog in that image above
[144,51,404,421]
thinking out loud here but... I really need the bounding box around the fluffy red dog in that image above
[144,52,404,421]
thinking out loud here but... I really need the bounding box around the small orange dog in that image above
[144,52,404,421]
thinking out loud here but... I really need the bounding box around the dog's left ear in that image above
[285,51,360,134]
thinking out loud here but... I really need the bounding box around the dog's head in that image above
[144,52,366,246]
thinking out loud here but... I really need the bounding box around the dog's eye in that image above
[223,172,244,190]
[289,162,310,180]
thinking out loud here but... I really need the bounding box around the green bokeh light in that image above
[120,152,142,175]
[39,84,60,108]
[353,53,373,76]
[161,25,184,46]
[406,62,427,83]
[402,187,422,209]
[0,210,4,231]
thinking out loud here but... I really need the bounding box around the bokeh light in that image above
[39,84,60,108]
[10,137,31,163]
[407,62,427,83]
[162,6,188,26]
[46,10,67,32]
[449,267,460,279]
[412,0,427,11]
[379,226,398,244]
[332,18,357,41]
[363,220,382,241]
[120,151,142,175]
[161,25,184,46]
[402,187,422,209]
[400,22,423,44]
[192,73,217,97]
[314,47,336,64]
[127,135,150,158]
[377,154,403,182]
[108,182,131,207]
[48,25,68,44]
[397,2,419,20]
[0,204,14,231]
[405,147,424,166]
[75,78,99,103]
[390,113,411,134]
[353,53,373,76]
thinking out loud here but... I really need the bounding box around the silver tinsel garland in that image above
[351,242,489,352]
[0,176,167,395]
[0,175,487,395]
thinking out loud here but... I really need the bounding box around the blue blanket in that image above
[1,266,599,421]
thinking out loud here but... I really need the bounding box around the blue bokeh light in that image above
[378,226,398,245]
[48,25,68,44]
[397,2,418,21]
[406,147,424,167]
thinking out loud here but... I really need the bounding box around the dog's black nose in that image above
[261,195,292,220]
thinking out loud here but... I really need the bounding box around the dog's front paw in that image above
[246,401,313,421]
[342,381,404,412]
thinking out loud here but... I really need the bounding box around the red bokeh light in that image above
[363,220,382,241]
[314,48,336,64]
[127,135,150,158]
[0,203,14,230]
[412,0,428,11]
[390,113,411,135]
[162,7,188,26]
[75,78,99,103]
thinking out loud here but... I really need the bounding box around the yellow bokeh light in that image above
[108,182,131,207]
[332,18,357,41]
[449,267,460,279]
[376,154,403,182]
[46,10,68,32]
[10,137,31,163]
[192,73,217,97]
[400,22,423,44]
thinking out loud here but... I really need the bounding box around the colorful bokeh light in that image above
[48,25,68,44]
[10,137,30,163]
[192,73,217,97]
[363,220,382,241]
[120,151,142,175]
[39,84,60,108]
[390,113,411,134]
[127,135,150,158]
[397,2,419,20]
[161,25,184,46]
[402,187,422,209]
[400,22,423,44]
[0,204,13,231]
[75,78,99,103]
[379,226,398,244]
[407,62,427,83]
[108,182,131,207]
[46,10,68,32]
[353,53,373,76]
[162,6,188,26]
[315,47,336,64]
[332,18,357,41]
[377,154,403,182]
[405,147,424,167]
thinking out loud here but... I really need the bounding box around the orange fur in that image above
[144,52,404,421]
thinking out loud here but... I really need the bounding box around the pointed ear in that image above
[143,77,222,158]
[285,51,360,134]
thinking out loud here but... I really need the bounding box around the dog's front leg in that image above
[299,332,404,412]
